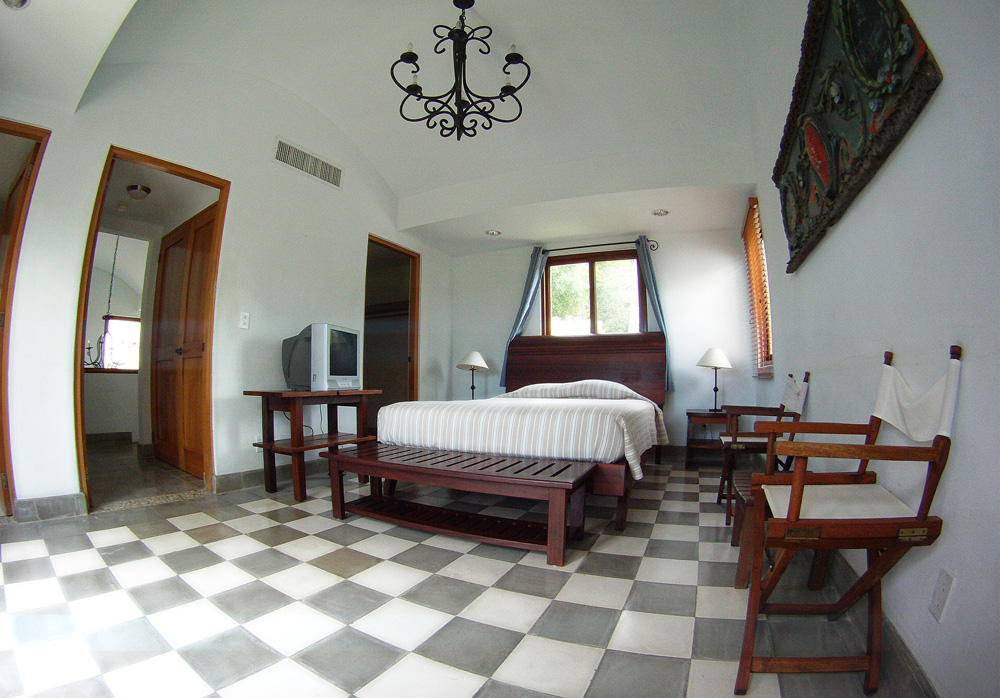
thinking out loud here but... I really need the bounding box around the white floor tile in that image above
[292,498,336,515]
[607,610,694,658]
[356,653,485,698]
[348,517,395,533]
[284,515,339,535]
[68,589,143,632]
[518,547,585,572]
[244,601,344,656]
[699,541,740,563]
[166,512,220,531]
[143,531,200,556]
[104,651,212,698]
[696,585,750,620]
[239,498,286,513]
[700,511,728,527]
[15,634,100,694]
[349,533,418,559]
[205,534,269,560]
[109,557,176,589]
[147,598,238,648]
[438,555,514,586]
[226,514,280,534]
[181,562,256,597]
[219,658,348,698]
[589,535,649,556]
[635,557,699,585]
[50,548,107,576]
[260,564,342,599]
[459,587,551,633]
[650,523,700,542]
[493,635,603,698]
[352,598,451,651]
[350,561,431,596]
[422,534,479,553]
[555,573,633,609]
[3,577,65,612]
[0,539,48,562]
[659,499,701,513]
[687,659,781,698]
[276,535,341,562]
[87,526,139,548]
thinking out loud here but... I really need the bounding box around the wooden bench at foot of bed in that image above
[322,442,598,566]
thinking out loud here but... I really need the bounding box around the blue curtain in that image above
[636,235,674,392]
[500,246,549,387]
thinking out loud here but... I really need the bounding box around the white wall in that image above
[0,60,453,496]
[449,231,756,443]
[740,1,1000,696]
[83,372,139,440]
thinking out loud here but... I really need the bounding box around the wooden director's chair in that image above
[734,346,962,695]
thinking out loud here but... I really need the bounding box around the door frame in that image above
[0,118,50,514]
[75,146,230,505]
[367,235,420,401]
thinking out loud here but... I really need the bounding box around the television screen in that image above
[328,327,358,377]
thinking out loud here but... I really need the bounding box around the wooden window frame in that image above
[741,197,774,377]
[542,249,648,336]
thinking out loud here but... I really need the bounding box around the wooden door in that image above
[151,203,218,478]
[0,147,39,512]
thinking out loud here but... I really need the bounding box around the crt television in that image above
[281,323,361,391]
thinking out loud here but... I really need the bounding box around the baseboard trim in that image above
[214,458,327,494]
[13,493,88,522]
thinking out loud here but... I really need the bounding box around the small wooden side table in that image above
[685,409,728,468]
[244,389,381,501]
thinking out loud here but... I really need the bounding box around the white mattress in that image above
[377,380,668,480]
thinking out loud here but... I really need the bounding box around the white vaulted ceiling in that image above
[2,0,760,254]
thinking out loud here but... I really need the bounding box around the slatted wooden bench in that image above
[322,442,598,566]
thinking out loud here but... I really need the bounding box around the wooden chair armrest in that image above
[754,421,872,436]
[775,441,938,462]
[751,471,878,486]
[722,405,784,417]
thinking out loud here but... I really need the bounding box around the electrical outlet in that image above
[929,568,954,622]
[239,312,251,330]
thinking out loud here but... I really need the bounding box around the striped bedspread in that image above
[377,381,668,480]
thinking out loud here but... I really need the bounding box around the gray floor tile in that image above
[248,524,306,547]
[2,556,55,583]
[309,547,381,578]
[304,580,391,624]
[575,552,642,580]
[260,506,312,524]
[585,650,689,698]
[530,600,620,648]
[296,626,406,693]
[98,540,154,566]
[161,545,225,574]
[469,543,529,563]
[697,560,737,587]
[417,617,523,675]
[84,617,173,673]
[316,523,377,546]
[692,617,746,661]
[473,679,560,698]
[43,533,94,555]
[127,576,201,615]
[185,523,240,545]
[625,581,698,616]
[58,568,120,601]
[402,575,487,614]
[126,520,181,539]
[383,524,436,542]
[230,548,299,578]
[645,539,699,561]
[698,525,731,543]
[495,565,570,598]
[390,542,462,572]
[209,580,294,624]
[655,510,700,526]
[179,626,283,690]
[602,521,655,538]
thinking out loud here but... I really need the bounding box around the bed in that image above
[373,333,668,529]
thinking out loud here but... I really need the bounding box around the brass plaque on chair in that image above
[785,527,822,541]
[898,527,929,542]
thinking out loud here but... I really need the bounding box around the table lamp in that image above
[697,347,732,411]
[457,351,489,399]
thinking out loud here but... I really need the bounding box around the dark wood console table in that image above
[244,389,381,501]
[685,409,728,468]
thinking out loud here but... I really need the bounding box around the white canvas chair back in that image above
[780,374,809,416]
[872,357,961,441]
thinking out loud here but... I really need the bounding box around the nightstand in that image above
[685,409,728,468]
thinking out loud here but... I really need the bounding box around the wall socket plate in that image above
[929,567,954,622]
[239,312,251,330]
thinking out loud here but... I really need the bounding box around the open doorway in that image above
[0,118,49,516]
[363,236,419,431]
[76,148,228,510]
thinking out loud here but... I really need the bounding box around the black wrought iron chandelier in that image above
[390,0,530,141]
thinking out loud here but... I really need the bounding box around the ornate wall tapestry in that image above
[773,0,942,272]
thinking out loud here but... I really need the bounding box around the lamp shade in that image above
[696,347,732,370]
[457,351,488,371]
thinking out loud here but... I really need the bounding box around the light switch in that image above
[239,312,251,329]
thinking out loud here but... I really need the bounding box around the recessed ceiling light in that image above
[126,184,151,200]
[2,0,30,9]
[651,209,669,217]
[485,229,502,236]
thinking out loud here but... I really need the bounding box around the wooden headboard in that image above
[505,333,666,405]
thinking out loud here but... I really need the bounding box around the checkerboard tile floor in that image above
[0,460,915,698]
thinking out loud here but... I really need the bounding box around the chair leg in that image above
[716,448,732,506]
[864,549,883,694]
[731,493,745,547]
[735,497,767,694]
[733,496,755,589]
[613,493,629,531]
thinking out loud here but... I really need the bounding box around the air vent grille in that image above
[274,139,342,188]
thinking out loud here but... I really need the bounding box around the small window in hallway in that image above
[742,197,773,377]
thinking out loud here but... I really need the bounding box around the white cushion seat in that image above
[761,483,916,520]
